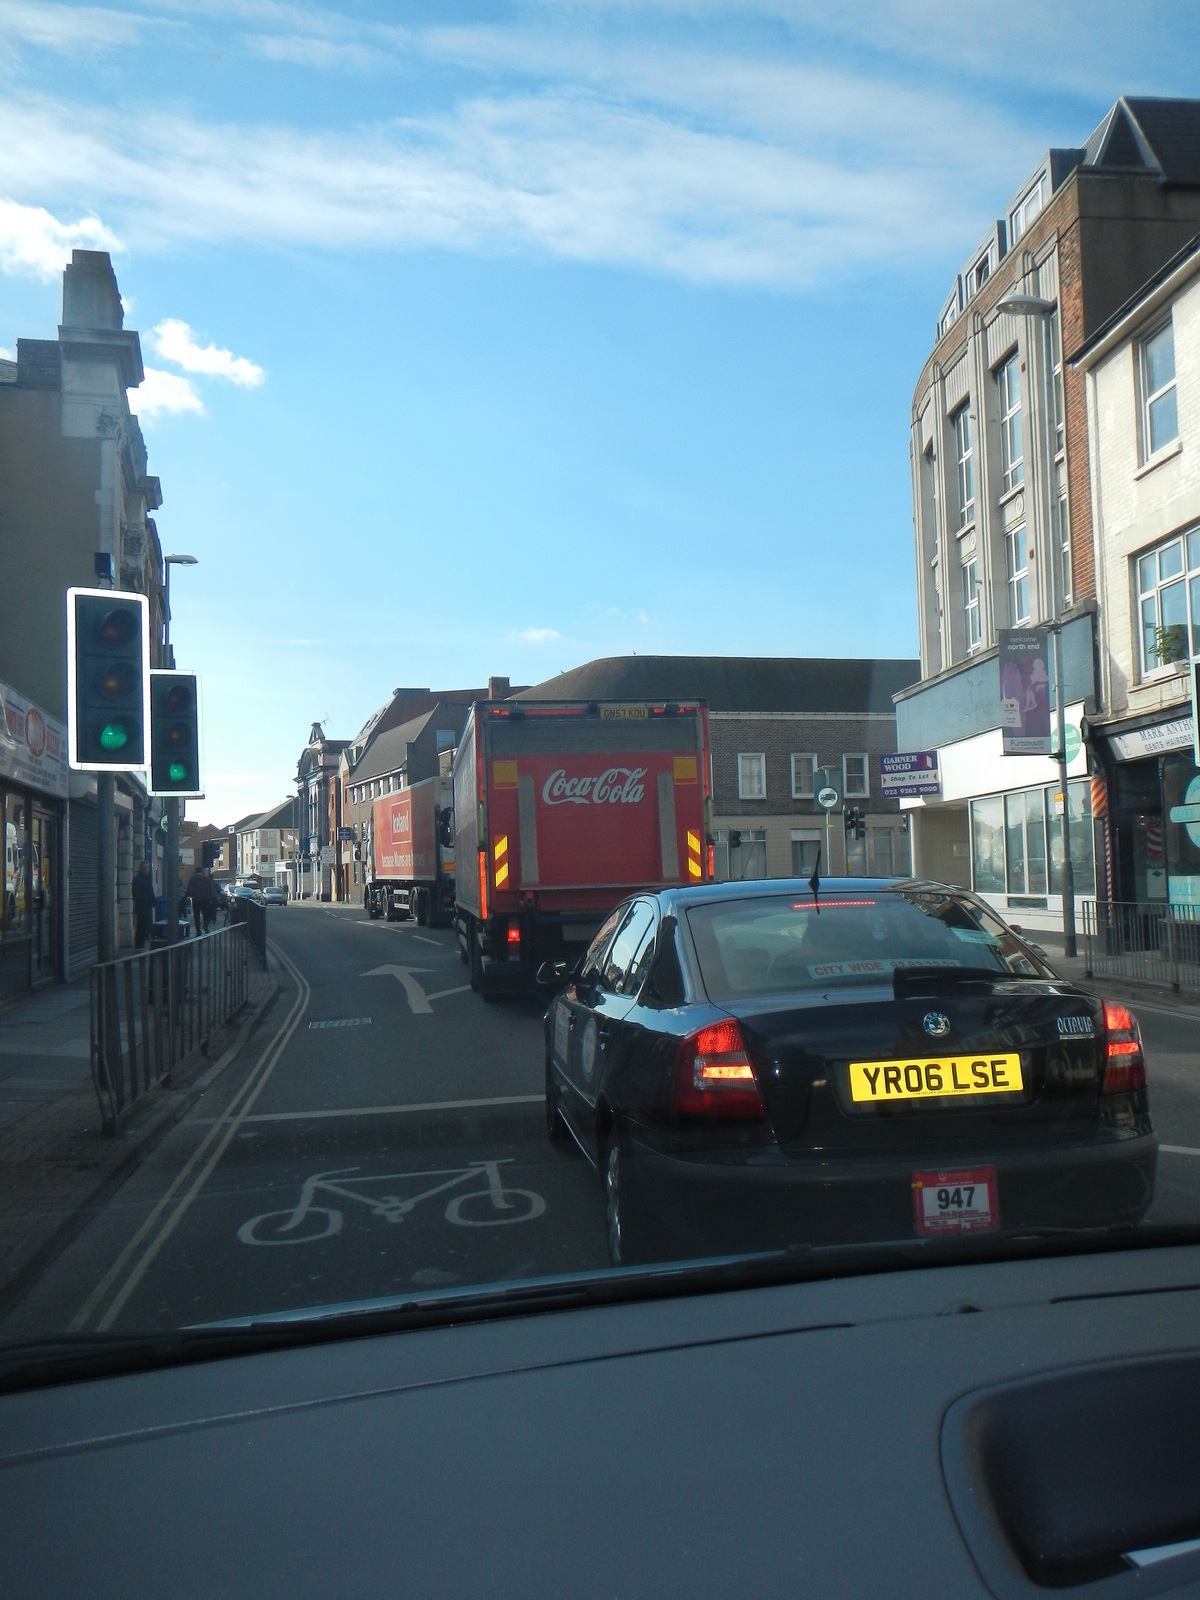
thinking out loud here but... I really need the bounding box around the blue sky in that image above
[2,1,1198,825]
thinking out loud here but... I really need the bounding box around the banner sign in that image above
[999,629,1051,755]
[0,678,68,798]
[880,751,941,798]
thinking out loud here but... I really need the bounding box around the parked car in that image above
[230,884,266,907]
[260,885,288,907]
[543,877,1157,1265]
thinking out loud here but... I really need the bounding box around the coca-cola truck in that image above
[452,699,711,997]
[365,774,455,926]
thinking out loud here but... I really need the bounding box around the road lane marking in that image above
[70,938,313,1334]
[412,934,442,946]
[362,962,433,1014]
[1161,1145,1200,1157]
[425,984,471,1002]
[239,1094,543,1123]
[308,1016,372,1030]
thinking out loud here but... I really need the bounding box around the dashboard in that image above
[4,1245,1200,1598]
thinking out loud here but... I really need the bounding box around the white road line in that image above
[412,934,442,946]
[1160,1145,1200,1157]
[425,984,472,1002]
[72,939,313,1334]
[240,1094,543,1123]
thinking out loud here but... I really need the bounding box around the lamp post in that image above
[162,554,198,943]
[996,294,1077,956]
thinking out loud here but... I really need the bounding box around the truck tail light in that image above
[672,1020,765,1119]
[506,924,521,945]
[1101,1000,1146,1094]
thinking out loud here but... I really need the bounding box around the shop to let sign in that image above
[880,751,941,798]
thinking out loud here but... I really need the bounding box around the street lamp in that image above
[161,554,199,942]
[996,293,1077,956]
[163,553,198,663]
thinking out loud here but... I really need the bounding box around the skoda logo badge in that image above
[922,1011,950,1039]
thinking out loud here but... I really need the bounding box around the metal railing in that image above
[89,924,259,1134]
[1081,899,1200,994]
[230,896,268,966]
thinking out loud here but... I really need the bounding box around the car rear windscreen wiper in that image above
[893,964,1023,997]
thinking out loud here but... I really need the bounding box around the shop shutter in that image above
[67,800,98,977]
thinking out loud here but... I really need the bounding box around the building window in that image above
[962,559,982,652]
[790,829,821,877]
[953,404,974,528]
[1046,308,1064,456]
[714,828,767,881]
[1005,789,1047,899]
[737,753,766,800]
[1005,525,1030,625]
[790,753,817,798]
[1140,319,1178,458]
[1137,529,1200,673]
[843,754,868,798]
[998,353,1024,492]
[1053,461,1071,608]
[1008,174,1045,246]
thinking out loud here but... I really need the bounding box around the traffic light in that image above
[843,806,866,840]
[67,588,150,771]
[202,839,220,868]
[149,670,202,796]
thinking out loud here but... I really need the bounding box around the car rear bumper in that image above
[625,1128,1158,1257]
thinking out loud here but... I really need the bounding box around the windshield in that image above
[686,887,1052,1000]
[1,5,1199,1378]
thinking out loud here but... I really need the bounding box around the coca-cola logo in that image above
[25,708,46,759]
[541,767,647,806]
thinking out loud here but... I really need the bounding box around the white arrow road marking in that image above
[425,984,471,1002]
[362,963,434,1015]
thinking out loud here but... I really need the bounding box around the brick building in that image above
[519,656,919,878]
[898,97,1200,935]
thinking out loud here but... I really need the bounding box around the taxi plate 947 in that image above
[848,1053,1023,1103]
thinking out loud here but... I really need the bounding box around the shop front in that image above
[1100,711,1200,912]
[0,679,68,1003]
[904,703,1094,935]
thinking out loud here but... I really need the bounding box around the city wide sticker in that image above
[848,1054,1023,1103]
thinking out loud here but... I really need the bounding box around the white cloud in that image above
[151,318,265,386]
[0,346,14,361]
[0,196,123,280]
[0,1,149,54]
[514,627,563,644]
[133,366,205,420]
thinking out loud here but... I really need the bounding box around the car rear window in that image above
[684,889,1051,1000]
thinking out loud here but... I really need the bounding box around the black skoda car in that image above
[542,878,1157,1265]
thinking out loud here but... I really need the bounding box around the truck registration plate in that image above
[912,1167,998,1235]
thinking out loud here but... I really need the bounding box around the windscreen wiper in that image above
[893,963,1017,997]
[807,847,821,914]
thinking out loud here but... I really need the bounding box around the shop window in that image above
[1005,789,1048,900]
[971,795,1006,894]
[1045,779,1096,898]
[715,827,767,881]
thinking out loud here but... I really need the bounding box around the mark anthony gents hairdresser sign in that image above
[999,629,1051,756]
[0,678,68,798]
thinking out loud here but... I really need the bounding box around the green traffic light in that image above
[168,760,188,783]
[100,721,130,751]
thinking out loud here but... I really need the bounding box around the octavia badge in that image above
[922,1011,950,1038]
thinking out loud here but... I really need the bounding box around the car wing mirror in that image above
[536,956,577,987]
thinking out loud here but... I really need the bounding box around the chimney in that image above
[487,676,510,701]
[62,250,124,331]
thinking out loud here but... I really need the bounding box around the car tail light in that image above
[1101,1000,1146,1094]
[672,1019,766,1119]
[506,924,521,945]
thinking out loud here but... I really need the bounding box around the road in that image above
[5,903,1200,1338]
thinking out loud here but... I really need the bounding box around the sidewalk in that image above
[0,959,277,1319]
[1027,936,1200,1015]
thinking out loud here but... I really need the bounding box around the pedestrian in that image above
[132,860,156,949]
[200,868,219,933]
[186,865,214,936]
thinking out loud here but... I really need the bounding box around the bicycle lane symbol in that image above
[237,1160,546,1245]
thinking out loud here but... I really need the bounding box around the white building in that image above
[235,800,297,884]
[1076,236,1200,910]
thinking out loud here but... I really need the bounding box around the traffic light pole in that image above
[97,773,116,962]
[165,797,181,944]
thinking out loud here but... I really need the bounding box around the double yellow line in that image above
[69,941,311,1334]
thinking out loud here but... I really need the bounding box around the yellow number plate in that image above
[848,1054,1023,1103]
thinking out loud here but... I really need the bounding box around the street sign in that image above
[319,844,335,864]
[880,751,940,798]
[337,826,355,841]
[815,765,841,810]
